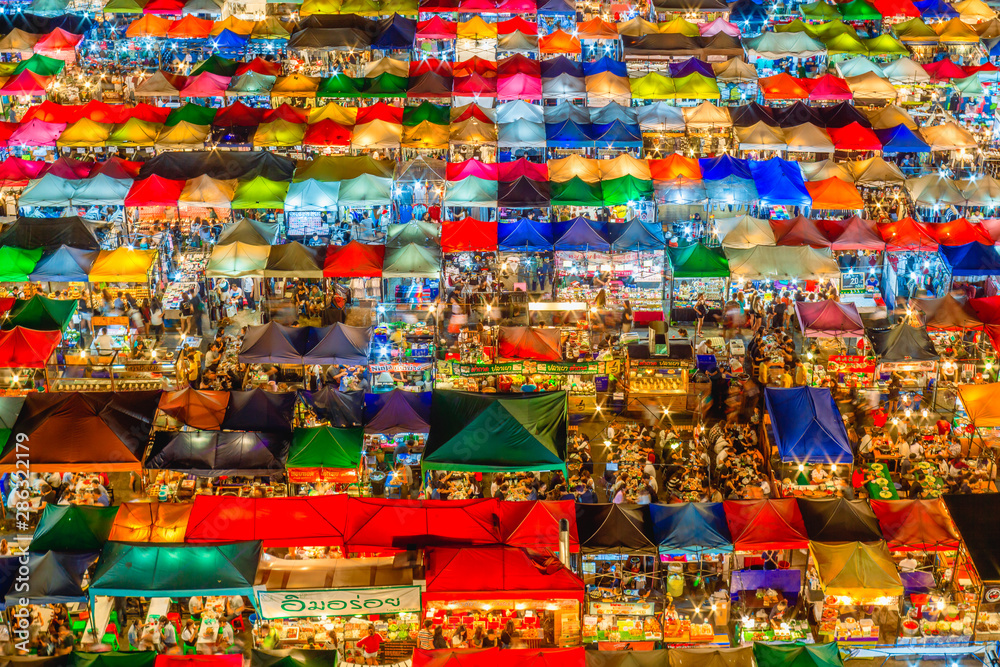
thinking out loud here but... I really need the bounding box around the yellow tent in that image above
[864,104,917,130]
[683,101,731,128]
[657,16,699,35]
[630,71,675,99]
[253,119,307,147]
[206,241,269,278]
[402,121,449,149]
[309,103,358,126]
[585,72,631,102]
[106,118,161,147]
[363,56,409,77]
[154,121,209,151]
[810,541,903,598]
[457,16,497,39]
[179,175,237,208]
[271,74,321,98]
[350,120,402,150]
[893,17,939,42]
[616,16,658,36]
[921,122,978,151]
[957,384,1000,427]
[934,17,981,42]
[89,248,157,283]
[57,118,111,148]
[845,72,898,102]
[954,0,996,22]
[736,122,787,150]
[548,154,600,183]
[599,154,651,180]
[449,118,498,144]
[209,16,254,36]
[251,18,291,40]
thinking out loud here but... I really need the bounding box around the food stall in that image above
[808,541,904,646]
[423,546,584,648]
[666,243,729,326]
[609,219,667,320]
[362,389,431,497]
[868,322,940,412]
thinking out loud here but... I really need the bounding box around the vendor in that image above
[768,597,790,628]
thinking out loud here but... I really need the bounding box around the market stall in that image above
[666,243,729,326]
[868,322,940,413]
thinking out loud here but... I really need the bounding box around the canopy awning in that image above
[765,387,853,464]
[810,541,903,597]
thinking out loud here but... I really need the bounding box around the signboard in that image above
[92,317,130,327]
[452,362,523,376]
[840,270,865,294]
[256,586,422,620]
[588,600,656,616]
[369,363,431,373]
[597,642,656,651]
[984,586,1000,603]
[630,358,689,368]
[533,361,604,374]
[828,355,876,375]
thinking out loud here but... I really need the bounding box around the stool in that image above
[166,612,181,625]
[101,633,119,651]
[71,620,87,634]
[109,612,119,627]
[183,645,197,656]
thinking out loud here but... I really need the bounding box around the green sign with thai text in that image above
[256,586,422,619]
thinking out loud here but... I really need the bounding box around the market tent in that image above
[18,173,77,207]
[0,552,95,607]
[912,294,983,330]
[71,173,133,207]
[553,217,610,252]
[851,156,906,185]
[0,327,60,368]
[498,326,562,361]
[364,388,431,434]
[940,242,1000,276]
[798,498,882,542]
[423,390,567,474]
[751,158,811,207]
[0,215,102,250]
[869,322,939,363]
[764,387,852,464]
[717,214,776,248]
[877,217,938,251]
[303,324,372,366]
[441,217,498,253]
[869,499,960,551]
[90,542,262,598]
[287,426,363,483]
[576,503,657,554]
[184,496,347,546]
[300,387,363,429]
[725,246,841,281]
[805,177,864,210]
[145,431,290,476]
[498,500,579,551]
[498,218,554,251]
[921,122,977,152]
[0,391,160,472]
[343,498,505,550]
[206,241,269,278]
[382,244,442,279]
[650,502,732,554]
[794,300,864,337]
[667,243,729,278]
[943,494,1000,585]
[157,387,229,430]
[88,248,156,283]
[0,247,42,282]
[108,502,192,543]
[29,504,117,552]
[810,541,903,597]
[424,546,583,602]
[753,643,844,667]
[220,388,297,433]
[323,242,385,277]
[818,216,884,250]
[668,648,755,667]
[2,295,76,332]
[610,220,665,251]
[956,383,1000,427]
[238,322,309,365]
[29,245,98,282]
[264,242,324,279]
[723,499,809,550]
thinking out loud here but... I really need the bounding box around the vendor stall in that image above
[667,243,729,326]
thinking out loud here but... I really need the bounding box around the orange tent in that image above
[108,502,192,543]
[539,28,582,53]
[157,387,230,430]
[167,15,214,39]
[126,15,172,38]
[649,153,702,180]
[805,177,865,210]
[759,73,809,100]
[577,18,619,40]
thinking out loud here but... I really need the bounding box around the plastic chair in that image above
[231,616,245,632]
[183,645,197,656]
[71,620,87,634]
[101,633,119,651]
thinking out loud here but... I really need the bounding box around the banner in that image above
[453,362,523,376]
[533,361,604,374]
[256,586,422,619]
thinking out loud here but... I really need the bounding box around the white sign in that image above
[256,587,422,619]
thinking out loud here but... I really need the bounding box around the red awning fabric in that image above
[932,217,993,246]
[538,29,581,54]
[183,496,348,546]
[0,327,61,368]
[869,499,960,551]
[498,17,538,35]
[167,14,214,38]
[414,649,583,667]
[447,159,499,182]
[80,101,130,124]
[452,103,493,124]
[46,156,95,180]
[441,218,498,253]
[794,300,865,337]
[23,101,79,123]
[263,103,309,124]
[344,498,504,550]
[923,58,968,82]
[413,650,501,667]
[723,499,809,551]
[818,215,885,250]
[828,123,882,151]
[356,101,404,125]
[499,500,579,551]
[323,241,385,277]
[157,387,230,430]
[806,178,866,211]
[410,58,454,77]
[417,16,458,39]
[0,157,46,186]
[803,74,852,101]
[424,546,584,602]
[877,217,938,251]
[235,58,282,77]
[498,326,562,361]
[303,119,352,147]
[873,0,919,15]
[970,296,1000,352]
[214,101,266,127]
[649,154,701,180]
[125,175,185,207]
[126,103,172,124]
[772,215,831,248]
[155,656,242,667]
[499,158,548,182]
[978,218,1000,244]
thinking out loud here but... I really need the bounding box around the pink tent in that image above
[8,119,66,147]
[447,158,498,181]
[180,72,231,98]
[498,17,538,35]
[496,0,537,12]
[497,73,542,100]
[699,17,741,37]
[794,300,865,338]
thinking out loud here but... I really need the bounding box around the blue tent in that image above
[699,154,753,181]
[729,0,769,31]
[554,217,610,251]
[764,387,853,464]
[538,0,576,14]
[670,58,715,78]
[650,502,732,554]
[593,120,642,147]
[610,219,665,251]
[212,29,248,51]
[0,552,95,608]
[498,218,554,251]
[875,125,930,153]
[705,176,759,203]
[751,158,811,207]
[541,56,584,79]
[583,56,628,78]
[372,14,415,50]
[546,120,596,148]
[988,37,1000,57]
[939,242,1000,276]
[914,0,957,19]
[30,245,98,282]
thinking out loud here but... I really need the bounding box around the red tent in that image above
[498,54,541,78]
[33,28,83,59]
[235,57,282,77]
[0,327,61,368]
[183,495,348,546]
[0,157,46,186]
[498,326,562,361]
[771,215,830,248]
[262,103,309,124]
[499,500,579,551]
[424,546,584,602]
[923,58,968,81]
[499,158,547,182]
[759,73,810,100]
[93,157,143,179]
[794,300,865,337]
[155,656,242,667]
[45,156,96,180]
[125,103,171,123]
[803,74,852,101]
[125,175,185,207]
[344,498,503,550]
[818,215,885,250]
[723,499,809,550]
[413,650,500,667]
[142,0,185,13]
[441,218,498,252]
[323,241,385,277]
[79,100,130,124]
[873,0,919,15]
[420,0,459,12]
[1,71,52,96]
[970,296,1000,352]
[447,158,498,182]
[167,14,214,38]
[303,119,352,147]
[869,499,960,551]
[498,16,538,35]
[452,104,493,124]
[410,57,454,77]
[932,217,992,246]
[877,217,938,251]
[978,217,1000,243]
[0,123,18,147]
[453,73,497,97]
[356,101,404,125]
[417,17,458,39]
[214,101,266,127]
[22,101,78,123]
[828,122,882,151]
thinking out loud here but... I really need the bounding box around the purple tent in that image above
[364,389,431,434]
[670,58,715,78]
[794,300,865,338]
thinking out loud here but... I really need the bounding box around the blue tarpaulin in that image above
[913,0,957,19]
[372,14,415,50]
[699,154,754,181]
[554,217,610,251]
[593,120,642,147]
[541,56,584,79]
[764,386,853,464]
[212,29,248,50]
[650,502,732,554]
[545,121,595,148]
[583,56,628,77]
[939,242,1000,276]
[874,125,930,153]
[29,245,98,282]
[705,175,759,203]
[610,219,665,251]
[498,218,554,251]
[670,58,715,78]
[751,157,811,207]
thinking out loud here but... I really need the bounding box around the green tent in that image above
[668,242,730,278]
[423,390,568,474]
[90,542,262,598]
[32,0,69,13]
[363,72,409,98]
[602,174,654,205]
[102,0,148,13]
[799,1,840,20]
[822,31,869,55]
[29,504,118,552]
[444,176,498,207]
[403,101,450,127]
[753,643,843,667]
[954,74,985,97]
[0,247,43,282]
[192,55,238,77]
[71,653,158,667]
[837,0,881,21]
[382,243,442,279]
[287,426,363,482]
[317,73,364,98]
[232,176,290,210]
[865,34,909,54]
[13,53,64,76]
[777,19,821,37]
[165,103,218,127]
[551,177,604,206]
[0,396,24,457]
[811,19,857,40]
[3,294,78,331]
